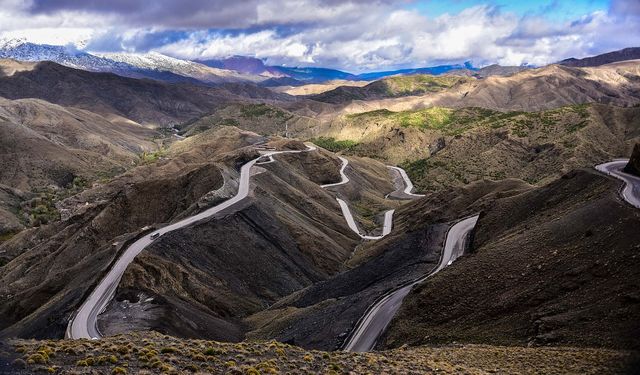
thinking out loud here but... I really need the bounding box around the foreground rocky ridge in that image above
[2,332,638,374]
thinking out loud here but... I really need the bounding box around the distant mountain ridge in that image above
[0,38,260,84]
[559,47,640,67]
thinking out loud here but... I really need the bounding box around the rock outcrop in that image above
[624,143,640,177]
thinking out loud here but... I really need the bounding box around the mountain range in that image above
[0,40,639,374]
[0,38,531,86]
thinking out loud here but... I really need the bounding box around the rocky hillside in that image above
[383,168,640,350]
[307,103,638,191]
[178,103,321,138]
[0,97,160,239]
[243,178,531,351]
[0,97,158,191]
[399,104,639,192]
[624,143,640,176]
[559,47,640,67]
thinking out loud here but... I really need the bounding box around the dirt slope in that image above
[0,97,158,191]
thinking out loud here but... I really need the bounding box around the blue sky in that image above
[0,0,637,72]
[411,0,609,20]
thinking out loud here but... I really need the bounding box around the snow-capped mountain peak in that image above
[0,41,263,84]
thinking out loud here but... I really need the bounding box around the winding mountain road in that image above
[321,156,350,188]
[387,166,425,199]
[320,158,422,240]
[336,198,394,240]
[343,215,479,352]
[595,159,640,208]
[67,143,423,340]
[66,144,317,340]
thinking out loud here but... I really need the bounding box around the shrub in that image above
[12,358,26,368]
[309,137,359,152]
[204,347,226,356]
[76,360,88,367]
[160,347,177,354]
[243,366,260,375]
[27,353,47,364]
[185,364,199,372]
[111,367,127,374]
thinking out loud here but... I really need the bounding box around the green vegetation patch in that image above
[377,74,470,97]
[140,148,167,164]
[309,137,359,152]
[395,107,454,130]
[19,190,61,227]
[239,103,288,119]
[346,106,502,136]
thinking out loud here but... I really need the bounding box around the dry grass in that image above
[8,332,637,374]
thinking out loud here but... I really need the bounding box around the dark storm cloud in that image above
[27,0,404,29]
[609,0,640,17]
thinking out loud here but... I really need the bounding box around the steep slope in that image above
[311,103,639,181]
[244,178,531,350]
[383,169,640,350]
[0,97,161,238]
[0,97,158,190]
[559,47,640,67]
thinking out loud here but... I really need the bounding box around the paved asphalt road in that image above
[387,166,425,199]
[321,159,422,239]
[596,159,640,208]
[336,198,394,240]
[321,156,350,188]
[343,215,480,352]
[66,144,317,339]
